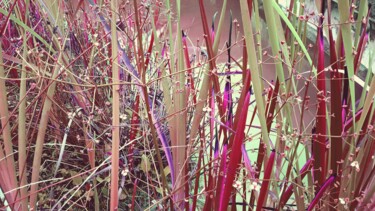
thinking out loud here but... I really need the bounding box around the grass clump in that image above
[0,0,374,210]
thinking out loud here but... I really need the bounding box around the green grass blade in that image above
[0,7,56,53]
[240,0,271,155]
[338,0,356,129]
[270,0,313,68]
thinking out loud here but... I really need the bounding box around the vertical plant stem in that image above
[355,76,375,137]
[0,37,18,211]
[17,1,30,210]
[314,0,327,190]
[240,0,271,155]
[188,0,227,146]
[327,1,342,208]
[110,0,120,210]
[219,90,251,210]
[165,0,177,168]
[256,150,275,211]
[337,0,356,130]
[133,2,169,203]
[354,0,368,47]
[172,0,187,207]
[29,50,63,210]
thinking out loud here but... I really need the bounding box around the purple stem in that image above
[307,174,336,211]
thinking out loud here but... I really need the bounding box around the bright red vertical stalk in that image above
[249,79,279,208]
[182,31,196,104]
[327,1,342,207]
[198,0,228,142]
[256,150,275,211]
[219,89,251,210]
[192,131,204,211]
[131,179,138,210]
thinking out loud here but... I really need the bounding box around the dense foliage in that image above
[0,0,374,210]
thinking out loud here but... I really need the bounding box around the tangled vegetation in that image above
[0,0,374,210]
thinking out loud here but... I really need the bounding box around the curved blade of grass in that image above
[263,0,287,96]
[307,174,337,211]
[270,0,313,68]
[279,158,313,208]
[173,0,187,207]
[50,108,82,201]
[224,10,233,127]
[182,31,196,103]
[211,11,218,41]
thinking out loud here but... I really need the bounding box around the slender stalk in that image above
[29,48,63,210]
[0,36,18,211]
[256,150,275,211]
[220,90,251,210]
[17,1,30,210]
[307,175,336,211]
[337,0,356,130]
[109,0,120,210]
[326,1,343,209]
[240,0,271,156]
[172,0,187,207]
[354,0,368,47]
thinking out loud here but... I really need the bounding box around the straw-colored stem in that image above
[109,0,120,209]
[0,36,18,211]
[17,1,30,210]
[29,49,63,210]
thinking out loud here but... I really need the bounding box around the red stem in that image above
[256,150,276,211]
[219,90,251,210]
